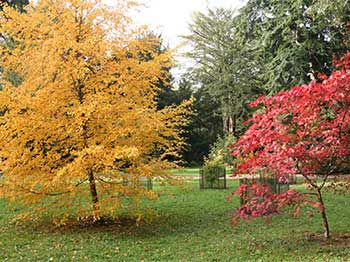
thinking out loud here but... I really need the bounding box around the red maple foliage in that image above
[229,53,350,239]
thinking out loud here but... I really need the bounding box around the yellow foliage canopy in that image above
[0,0,191,222]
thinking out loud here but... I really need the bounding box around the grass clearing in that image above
[171,168,200,177]
[171,167,234,177]
[0,172,350,261]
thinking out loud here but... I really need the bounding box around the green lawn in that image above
[1,176,350,261]
[171,167,201,176]
[171,167,234,177]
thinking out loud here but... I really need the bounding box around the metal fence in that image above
[199,167,227,189]
[239,175,291,205]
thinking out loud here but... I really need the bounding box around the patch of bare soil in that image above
[305,233,350,247]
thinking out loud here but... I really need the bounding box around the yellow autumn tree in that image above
[0,0,190,222]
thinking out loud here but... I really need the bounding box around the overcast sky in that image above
[107,0,246,78]
[131,0,246,46]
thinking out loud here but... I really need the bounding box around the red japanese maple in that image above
[230,53,350,239]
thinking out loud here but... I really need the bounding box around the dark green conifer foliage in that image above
[236,0,350,93]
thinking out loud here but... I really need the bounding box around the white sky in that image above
[131,0,246,47]
[105,0,247,78]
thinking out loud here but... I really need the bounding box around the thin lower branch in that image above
[16,180,86,196]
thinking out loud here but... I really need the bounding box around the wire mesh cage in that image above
[199,164,227,189]
[121,176,153,190]
[239,175,290,205]
[140,177,153,190]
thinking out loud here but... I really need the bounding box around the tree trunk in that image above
[223,114,236,135]
[228,115,235,135]
[88,169,100,219]
[75,83,100,219]
[316,189,330,239]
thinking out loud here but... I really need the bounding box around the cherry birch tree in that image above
[230,53,350,239]
[0,0,190,222]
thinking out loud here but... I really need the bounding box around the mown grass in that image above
[171,167,200,176]
[0,174,350,261]
[171,167,234,177]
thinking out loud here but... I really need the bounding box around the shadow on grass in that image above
[7,211,180,238]
[11,204,232,239]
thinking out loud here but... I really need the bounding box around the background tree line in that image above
[160,0,350,166]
